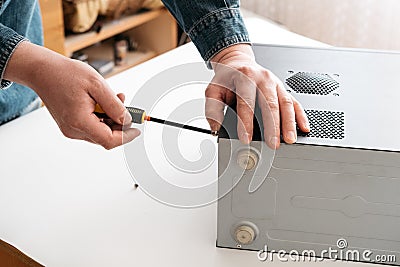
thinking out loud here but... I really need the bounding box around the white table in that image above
[0,14,365,267]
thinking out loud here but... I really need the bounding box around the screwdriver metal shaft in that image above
[95,104,218,136]
[145,116,218,136]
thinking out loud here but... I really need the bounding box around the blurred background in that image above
[242,0,400,51]
[39,0,400,79]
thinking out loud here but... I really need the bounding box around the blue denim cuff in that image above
[187,8,251,62]
[0,23,27,89]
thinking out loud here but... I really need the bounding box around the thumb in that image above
[90,82,132,125]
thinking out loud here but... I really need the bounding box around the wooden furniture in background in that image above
[38,0,65,54]
[0,239,43,267]
[38,0,178,77]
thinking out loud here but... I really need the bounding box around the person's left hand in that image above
[205,44,310,149]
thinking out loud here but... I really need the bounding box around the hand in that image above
[4,41,140,149]
[205,44,310,149]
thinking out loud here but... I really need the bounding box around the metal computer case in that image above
[217,44,400,265]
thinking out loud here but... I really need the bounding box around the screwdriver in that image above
[94,104,219,136]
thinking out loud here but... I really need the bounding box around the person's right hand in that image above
[4,41,140,149]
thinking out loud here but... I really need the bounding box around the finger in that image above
[116,93,126,103]
[293,97,310,133]
[121,128,141,145]
[103,118,132,131]
[89,81,132,125]
[257,83,280,149]
[235,77,257,144]
[84,114,140,149]
[99,120,140,144]
[102,93,131,129]
[277,83,297,144]
[205,81,228,132]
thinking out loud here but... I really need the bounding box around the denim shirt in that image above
[162,0,250,61]
[0,0,43,124]
[0,0,250,124]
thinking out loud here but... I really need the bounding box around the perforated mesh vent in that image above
[286,72,339,95]
[298,110,345,139]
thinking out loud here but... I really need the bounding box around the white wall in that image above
[241,0,400,51]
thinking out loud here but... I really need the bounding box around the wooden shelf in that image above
[82,40,157,78]
[64,8,168,56]
[39,0,177,78]
[108,51,156,77]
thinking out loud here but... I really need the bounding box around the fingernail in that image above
[287,131,297,143]
[246,133,252,144]
[210,123,221,133]
[269,137,279,148]
[241,133,251,144]
[134,129,141,137]
[305,122,311,132]
[122,110,132,125]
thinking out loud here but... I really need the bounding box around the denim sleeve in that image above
[0,24,27,89]
[162,0,250,62]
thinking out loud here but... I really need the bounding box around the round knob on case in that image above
[234,225,256,245]
[237,150,259,170]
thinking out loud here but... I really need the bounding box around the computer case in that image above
[217,44,400,265]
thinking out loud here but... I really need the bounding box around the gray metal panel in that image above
[217,45,400,265]
[218,140,400,264]
[252,44,400,152]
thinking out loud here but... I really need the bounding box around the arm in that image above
[0,23,27,89]
[162,0,250,61]
[1,0,138,149]
[162,0,310,148]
